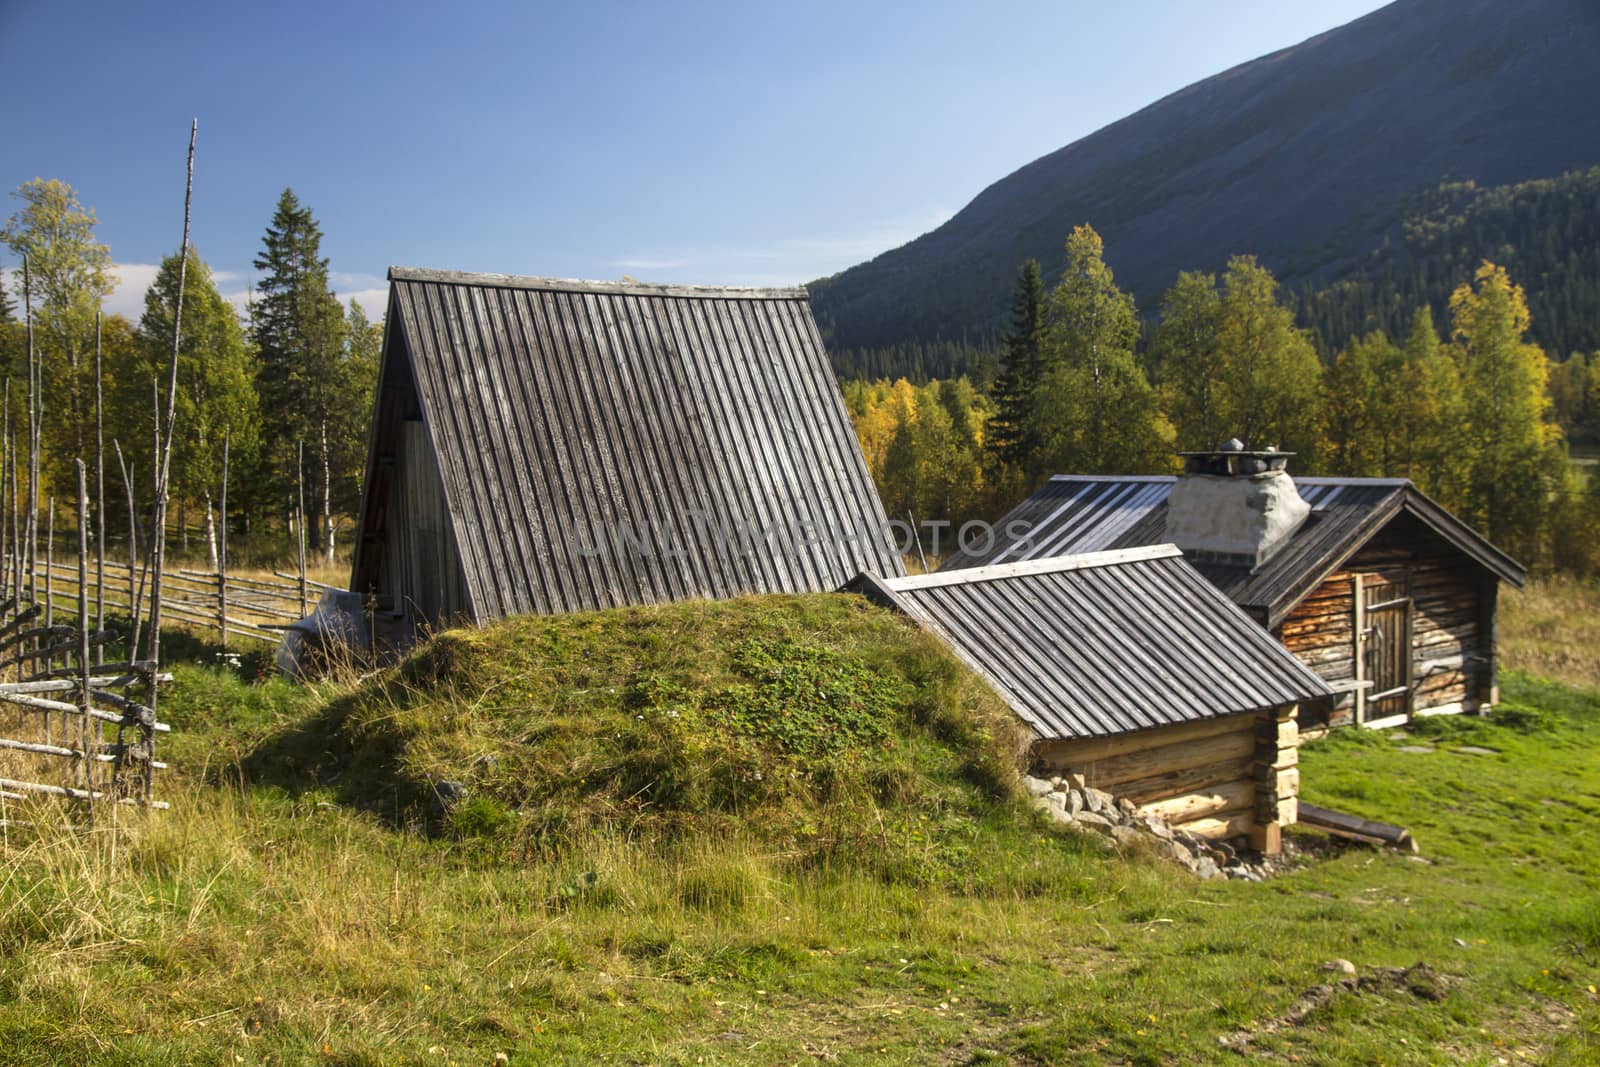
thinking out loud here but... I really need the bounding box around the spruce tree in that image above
[988,260,1046,470]
[251,188,349,551]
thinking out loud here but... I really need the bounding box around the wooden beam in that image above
[1034,713,1250,767]
[1298,801,1417,852]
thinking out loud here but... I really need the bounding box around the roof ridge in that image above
[387,266,808,300]
[881,544,1182,591]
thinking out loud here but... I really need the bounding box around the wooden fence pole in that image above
[45,497,54,631]
[0,380,8,603]
[115,441,142,663]
[297,440,308,617]
[22,255,37,606]
[218,428,229,649]
[95,309,106,662]
[76,462,94,819]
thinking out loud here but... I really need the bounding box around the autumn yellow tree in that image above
[1032,226,1173,476]
[1449,262,1563,553]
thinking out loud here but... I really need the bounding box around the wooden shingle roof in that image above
[941,475,1526,628]
[853,546,1333,741]
[352,267,904,621]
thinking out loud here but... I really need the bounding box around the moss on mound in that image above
[249,593,1028,867]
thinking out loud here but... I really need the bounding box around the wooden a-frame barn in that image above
[350,267,904,635]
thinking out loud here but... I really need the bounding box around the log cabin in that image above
[851,547,1333,853]
[940,444,1527,730]
[350,267,904,637]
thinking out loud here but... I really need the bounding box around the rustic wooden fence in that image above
[0,471,174,831]
[20,559,335,647]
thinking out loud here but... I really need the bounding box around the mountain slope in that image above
[810,0,1600,355]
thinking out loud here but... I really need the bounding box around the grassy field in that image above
[1503,578,1600,691]
[0,590,1597,1064]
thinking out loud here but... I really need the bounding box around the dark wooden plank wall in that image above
[1276,516,1487,724]
[379,419,467,629]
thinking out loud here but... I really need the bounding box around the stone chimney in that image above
[1163,438,1311,569]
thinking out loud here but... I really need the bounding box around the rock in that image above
[1136,814,1173,840]
[1044,791,1067,814]
[1396,744,1435,754]
[1222,865,1250,880]
[1194,857,1221,880]
[1454,745,1500,756]
[1110,825,1143,849]
[1117,797,1138,817]
[1167,840,1195,866]
[1024,776,1053,798]
[1084,787,1115,814]
[431,779,467,815]
[1453,937,1467,947]
[1049,775,1065,790]
[1321,959,1357,975]
[1074,811,1114,831]
[1066,788,1085,816]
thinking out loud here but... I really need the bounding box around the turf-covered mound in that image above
[253,593,1027,863]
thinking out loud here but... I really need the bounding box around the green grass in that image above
[1,596,1597,1064]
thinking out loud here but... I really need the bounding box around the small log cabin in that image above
[350,267,904,637]
[941,447,1527,730]
[852,547,1333,852]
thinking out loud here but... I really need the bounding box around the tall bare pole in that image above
[218,426,230,649]
[297,440,308,616]
[322,419,334,565]
[1,379,8,602]
[146,117,197,679]
[95,310,106,657]
[22,256,37,603]
[76,461,93,807]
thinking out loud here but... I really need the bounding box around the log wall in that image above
[1276,513,1492,727]
[1033,707,1299,851]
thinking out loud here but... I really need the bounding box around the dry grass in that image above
[1501,576,1600,691]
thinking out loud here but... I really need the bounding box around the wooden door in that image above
[1363,579,1414,721]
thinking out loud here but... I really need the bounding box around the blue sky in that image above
[1,0,1392,320]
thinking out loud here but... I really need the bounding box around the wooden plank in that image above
[1094,754,1256,806]
[1298,801,1417,851]
[1036,713,1256,766]
[1135,778,1256,825]
[1172,807,1254,840]
[1074,734,1258,793]
[0,776,169,810]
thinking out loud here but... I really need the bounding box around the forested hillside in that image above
[810,0,1600,373]
[1296,168,1600,358]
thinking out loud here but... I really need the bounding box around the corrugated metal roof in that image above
[853,546,1333,741]
[943,475,1524,627]
[353,267,904,621]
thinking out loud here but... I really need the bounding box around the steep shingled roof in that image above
[852,546,1333,741]
[352,268,904,621]
[940,476,1526,628]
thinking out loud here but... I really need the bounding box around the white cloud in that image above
[104,263,162,319]
[1,261,162,321]
[336,288,388,319]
